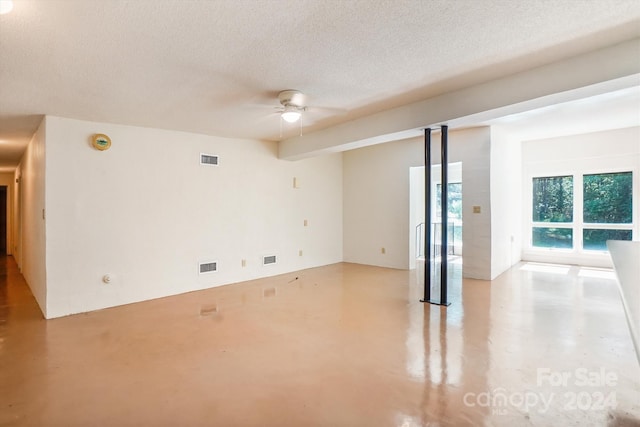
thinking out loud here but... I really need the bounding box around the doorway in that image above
[409,163,462,269]
[0,186,6,255]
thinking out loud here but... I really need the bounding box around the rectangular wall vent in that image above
[200,154,219,166]
[199,261,218,274]
[263,255,277,265]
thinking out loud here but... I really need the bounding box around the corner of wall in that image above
[15,116,47,318]
[489,126,523,279]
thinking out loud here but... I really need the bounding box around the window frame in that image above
[530,174,575,253]
[528,167,635,255]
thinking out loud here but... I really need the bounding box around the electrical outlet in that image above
[381,247,386,254]
[303,219,308,226]
[241,259,246,267]
[299,250,303,256]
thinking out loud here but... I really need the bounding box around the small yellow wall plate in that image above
[92,133,111,151]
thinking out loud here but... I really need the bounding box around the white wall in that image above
[522,126,640,267]
[43,116,343,318]
[0,172,14,255]
[15,118,47,315]
[490,126,522,278]
[343,138,417,269]
[343,127,494,279]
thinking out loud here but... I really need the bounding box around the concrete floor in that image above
[1,255,638,426]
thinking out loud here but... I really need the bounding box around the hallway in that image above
[0,256,638,426]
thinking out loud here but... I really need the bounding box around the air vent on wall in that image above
[200,153,219,166]
[199,261,218,274]
[263,255,277,266]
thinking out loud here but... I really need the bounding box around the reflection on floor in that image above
[1,256,638,426]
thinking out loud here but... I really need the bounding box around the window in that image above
[583,229,632,250]
[436,183,462,219]
[582,172,633,250]
[583,172,632,223]
[532,227,573,249]
[531,172,633,252]
[532,176,573,249]
[532,176,573,222]
[436,182,462,243]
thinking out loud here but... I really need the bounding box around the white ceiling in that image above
[1,0,639,171]
[484,86,640,141]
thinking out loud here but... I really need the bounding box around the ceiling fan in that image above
[260,89,345,138]
[276,90,307,124]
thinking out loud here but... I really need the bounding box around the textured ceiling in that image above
[1,0,639,170]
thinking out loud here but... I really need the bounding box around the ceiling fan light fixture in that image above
[281,106,302,123]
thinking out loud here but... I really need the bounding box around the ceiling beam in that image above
[279,38,640,160]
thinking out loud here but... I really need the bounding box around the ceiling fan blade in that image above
[307,105,348,115]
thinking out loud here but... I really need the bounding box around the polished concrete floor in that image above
[1,255,639,426]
